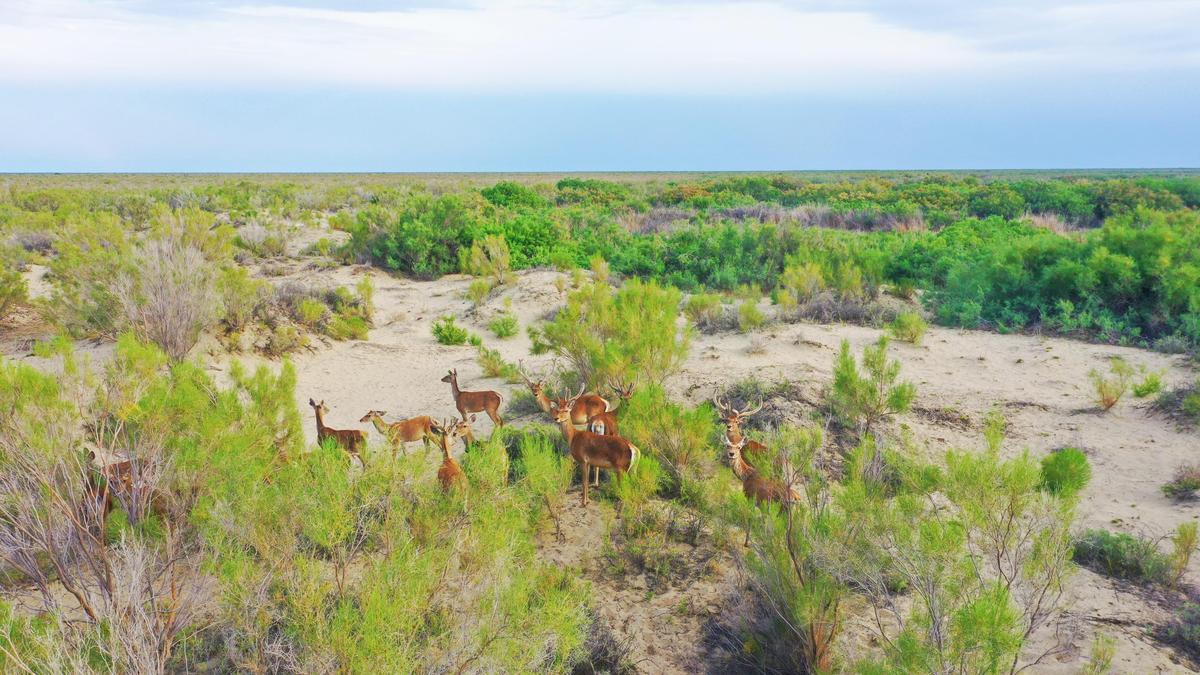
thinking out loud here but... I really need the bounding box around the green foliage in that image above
[1173,522,1199,585]
[737,299,765,332]
[540,277,690,387]
[432,314,470,345]
[0,265,27,321]
[1073,530,1171,585]
[683,292,722,327]
[488,312,519,339]
[326,315,369,341]
[829,336,916,433]
[1158,603,1200,662]
[462,234,515,286]
[1039,447,1092,498]
[466,278,494,306]
[887,310,928,345]
[295,297,328,327]
[217,265,267,332]
[611,455,664,518]
[618,385,717,492]
[476,345,522,383]
[1133,369,1164,397]
[1082,633,1117,675]
[1089,358,1134,410]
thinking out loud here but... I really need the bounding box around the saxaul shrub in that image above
[488,312,519,339]
[619,385,717,493]
[432,314,470,345]
[462,233,515,287]
[1163,464,1200,501]
[1089,357,1135,410]
[683,292,722,328]
[887,310,927,345]
[540,277,690,387]
[1039,447,1092,498]
[1073,530,1172,584]
[829,336,916,434]
[117,235,218,361]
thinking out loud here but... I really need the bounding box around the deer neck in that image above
[313,408,327,435]
[731,450,757,481]
[441,438,454,462]
[558,418,577,444]
[448,377,461,400]
[368,415,391,435]
[535,390,553,412]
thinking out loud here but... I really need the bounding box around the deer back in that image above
[586,411,619,436]
[571,394,609,424]
[570,429,634,471]
[392,415,434,442]
[456,389,502,413]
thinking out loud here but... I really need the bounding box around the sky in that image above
[0,0,1198,171]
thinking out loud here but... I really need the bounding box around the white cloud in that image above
[0,0,1196,92]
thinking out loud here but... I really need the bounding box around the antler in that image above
[712,394,731,417]
[568,383,586,405]
[740,399,764,418]
[517,359,534,387]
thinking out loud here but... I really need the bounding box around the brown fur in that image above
[585,379,636,437]
[84,453,168,530]
[432,416,473,493]
[553,390,640,507]
[309,398,368,466]
[360,410,436,454]
[714,395,777,469]
[726,439,799,545]
[442,369,504,428]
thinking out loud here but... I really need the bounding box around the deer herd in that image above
[88,362,797,539]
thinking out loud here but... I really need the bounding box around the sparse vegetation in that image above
[1040,447,1092,498]
[488,312,519,339]
[432,314,470,345]
[1133,369,1164,397]
[1073,529,1172,585]
[887,310,927,345]
[829,336,916,434]
[1164,464,1200,501]
[1090,357,1135,410]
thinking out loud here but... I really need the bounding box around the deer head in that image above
[551,385,586,424]
[308,398,329,416]
[713,395,763,438]
[609,377,636,402]
[440,369,457,385]
[435,415,475,447]
[359,410,386,423]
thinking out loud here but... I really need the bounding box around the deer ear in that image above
[308,398,315,406]
[468,414,477,422]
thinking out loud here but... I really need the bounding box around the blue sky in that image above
[1,0,1198,171]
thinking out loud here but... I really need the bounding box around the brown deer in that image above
[84,452,169,531]
[726,438,800,545]
[359,410,437,455]
[431,416,473,493]
[441,369,504,429]
[713,395,771,464]
[552,387,641,507]
[520,363,610,425]
[309,398,368,466]
[586,378,637,437]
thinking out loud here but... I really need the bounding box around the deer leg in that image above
[489,409,504,428]
[592,465,601,487]
[581,460,589,507]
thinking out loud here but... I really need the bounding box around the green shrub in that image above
[1158,603,1200,662]
[466,278,494,306]
[611,455,664,516]
[295,297,328,327]
[1073,529,1171,584]
[1171,522,1198,585]
[1089,358,1134,410]
[737,299,765,332]
[264,323,308,356]
[683,292,722,327]
[477,345,522,383]
[1039,447,1091,498]
[829,336,916,433]
[488,312,519,339]
[355,275,375,322]
[0,266,27,321]
[432,315,470,345]
[619,385,716,492]
[1132,369,1163,398]
[462,234,515,286]
[887,311,928,345]
[540,278,690,387]
[1163,464,1200,501]
[326,315,369,341]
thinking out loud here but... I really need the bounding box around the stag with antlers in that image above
[519,361,611,425]
[309,398,368,466]
[442,369,504,429]
[553,386,641,507]
[586,377,637,437]
[713,395,771,462]
[359,410,437,455]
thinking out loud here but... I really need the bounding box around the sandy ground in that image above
[6,260,1200,673]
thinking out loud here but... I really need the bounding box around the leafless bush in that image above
[615,207,693,234]
[117,237,218,361]
[780,291,898,327]
[1026,212,1075,234]
[8,230,54,255]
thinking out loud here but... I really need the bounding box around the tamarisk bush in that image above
[829,336,916,434]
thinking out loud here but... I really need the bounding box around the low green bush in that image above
[1133,370,1164,398]
[1158,603,1200,662]
[1039,447,1091,498]
[326,315,369,341]
[684,292,722,327]
[488,312,519,339]
[432,315,470,345]
[737,299,765,332]
[1089,358,1134,410]
[1073,529,1171,584]
[888,311,928,345]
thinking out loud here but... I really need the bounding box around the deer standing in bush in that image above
[432,416,473,493]
[586,378,637,437]
[84,452,170,531]
[714,395,770,456]
[359,410,436,455]
[553,387,641,507]
[309,398,368,466]
[442,369,504,429]
[520,364,611,425]
[726,438,800,546]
